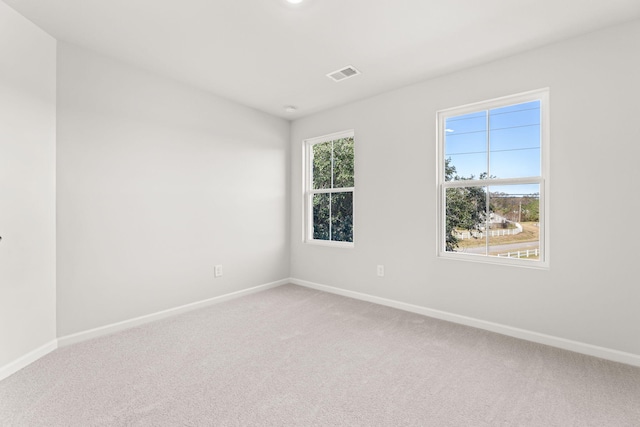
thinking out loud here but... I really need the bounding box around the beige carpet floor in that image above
[1,284,639,426]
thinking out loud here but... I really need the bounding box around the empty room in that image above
[1,0,640,425]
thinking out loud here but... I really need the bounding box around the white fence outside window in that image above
[454,222,523,240]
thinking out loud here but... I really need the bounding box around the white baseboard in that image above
[290,278,640,368]
[0,340,58,382]
[6,278,637,382]
[2,279,290,381]
[58,278,290,347]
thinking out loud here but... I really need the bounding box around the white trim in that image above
[540,90,551,267]
[443,176,542,189]
[437,88,549,116]
[0,340,58,382]
[290,278,640,368]
[310,187,354,194]
[437,249,546,270]
[304,239,354,249]
[303,129,355,146]
[58,279,289,347]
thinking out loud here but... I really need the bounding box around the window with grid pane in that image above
[437,90,549,267]
[304,130,354,246]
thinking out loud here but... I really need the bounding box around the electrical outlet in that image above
[214,265,223,278]
[377,265,384,277]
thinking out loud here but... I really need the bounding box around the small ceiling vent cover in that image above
[327,65,361,82]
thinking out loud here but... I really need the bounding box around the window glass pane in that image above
[331,192,353,242]
[445,153,487,181]
[446,111,486,134]
[333,137,354,188]
[488,184,540,260]
[445,186,488,254]
[490,147,540,179]
[489,101,540,179]
[312,142,332,189]
[445,123,486,155]
[489,101,540,130]
[445,112,487,180]
[490,124,540,153]
[312,193,330,240]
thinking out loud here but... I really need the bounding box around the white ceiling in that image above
[4,0,640,119]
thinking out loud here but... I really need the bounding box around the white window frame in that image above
[436,89,550,268]
[303,130,355,248]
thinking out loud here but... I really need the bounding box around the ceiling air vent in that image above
[326,65,361,82]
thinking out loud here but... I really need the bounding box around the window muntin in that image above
[438,90,548,267]
[304,131,354,246]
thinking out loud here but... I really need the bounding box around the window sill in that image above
[305,239,354,249]
[438,251,549,270]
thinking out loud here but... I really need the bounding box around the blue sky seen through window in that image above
[445,100,541,196]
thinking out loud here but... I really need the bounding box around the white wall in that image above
[291,20,640,356]
[0,2,57,368]
[57,43,290,336]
